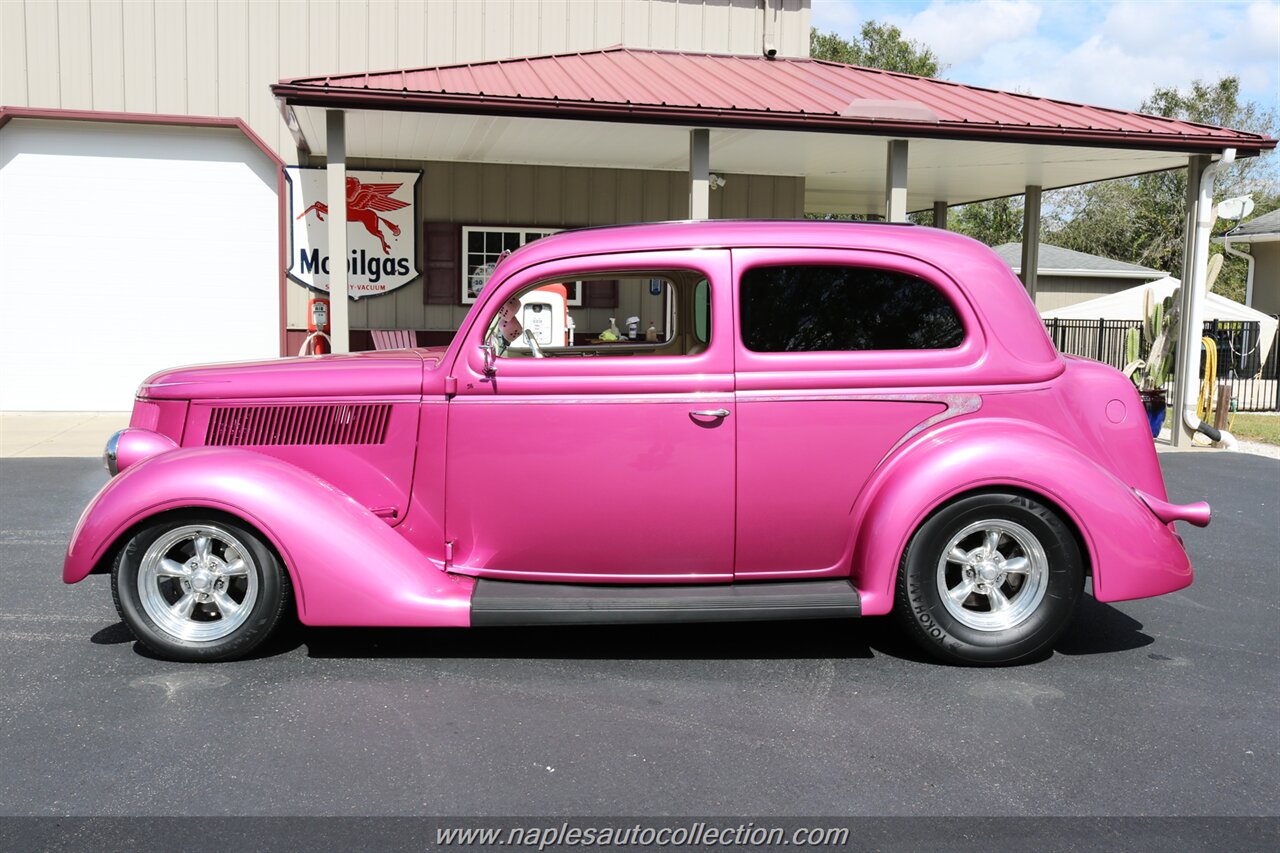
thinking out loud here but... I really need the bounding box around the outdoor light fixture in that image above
[709,174,727,190]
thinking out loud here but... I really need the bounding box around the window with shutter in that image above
[459,226,571,304]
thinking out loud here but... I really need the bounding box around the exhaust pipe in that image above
[1135,489,1212,528]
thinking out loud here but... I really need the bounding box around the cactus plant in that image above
[1123,287,1181,392]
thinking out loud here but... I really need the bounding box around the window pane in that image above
[740,265,963,352]
[694,279,711,344]
[493,276,693,356]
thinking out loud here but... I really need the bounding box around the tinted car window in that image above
[740,265,964,353]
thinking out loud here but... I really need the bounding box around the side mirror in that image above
[479,343,497,376]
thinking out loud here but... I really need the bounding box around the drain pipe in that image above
[762,0,779,58]
[1178,149,1238,450]
[1222,234,1255,307]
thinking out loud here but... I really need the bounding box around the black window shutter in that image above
[423,222,461,305]
[581,279,618,309]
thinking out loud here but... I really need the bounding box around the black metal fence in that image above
[1043,317,1280,412]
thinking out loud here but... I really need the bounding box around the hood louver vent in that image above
[206,404,392,447]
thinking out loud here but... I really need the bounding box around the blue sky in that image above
[810,1,1279,114]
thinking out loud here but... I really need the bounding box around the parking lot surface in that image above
[1,453,1276,817]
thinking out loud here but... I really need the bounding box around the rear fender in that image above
[63,448,472,627]
[850,419,1192,615]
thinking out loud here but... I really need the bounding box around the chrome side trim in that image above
[735,391,981,454]
[887,393,983,454]
[449,393,735,406]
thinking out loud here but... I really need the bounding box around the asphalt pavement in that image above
[0,453,1277,819]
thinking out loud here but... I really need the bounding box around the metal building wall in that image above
[1,0,812,164]
[1250,243,1280,317]
[1032,275,1164,313]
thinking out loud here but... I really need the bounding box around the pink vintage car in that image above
[65,221,1210,665]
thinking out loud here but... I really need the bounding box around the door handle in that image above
[689,408,731,418]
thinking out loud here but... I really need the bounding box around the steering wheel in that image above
[522,328,546,358]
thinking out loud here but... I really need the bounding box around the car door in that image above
[444,249,736,583]
[731,248,985,580]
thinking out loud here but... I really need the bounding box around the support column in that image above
[689,128,710,220]
[1020,185,1042,302]
[326,109,349,354]
[1171,155,1212,448]
[884,140,908,222]
[932,200,948,230]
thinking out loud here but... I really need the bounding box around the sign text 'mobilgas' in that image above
[299,248,412,284]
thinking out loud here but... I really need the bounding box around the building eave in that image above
[1005,268,1166,279]
[268,84,1275,157]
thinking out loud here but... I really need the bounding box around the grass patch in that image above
[1229,413,1280,446]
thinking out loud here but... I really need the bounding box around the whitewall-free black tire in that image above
[895,492,1084,666]
[111,512,291,662]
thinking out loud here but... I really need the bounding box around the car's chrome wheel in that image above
[137,524,259,643]
[896,492,1083,666]
[112,513,291,662]
[935,519,1048,632]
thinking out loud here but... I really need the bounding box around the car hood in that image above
[139,350,432,400]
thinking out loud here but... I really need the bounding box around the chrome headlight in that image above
[103,430,123,477]
[103,428,178,477]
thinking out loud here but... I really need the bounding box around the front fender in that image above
[64,448,472,627]
[850,419,1194,615]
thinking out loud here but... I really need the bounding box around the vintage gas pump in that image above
[299,297,331,356]
[508,284,570,351]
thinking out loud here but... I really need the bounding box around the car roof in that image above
[503,219,985,268]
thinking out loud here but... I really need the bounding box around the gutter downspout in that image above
[1222,234,1255,307]
[1177,150,1238,450]
[762,0,779,58]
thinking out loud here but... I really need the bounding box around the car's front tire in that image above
[111,513,291,662]
[895,492,1084,666]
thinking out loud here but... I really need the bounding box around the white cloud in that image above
[983,0,1280,110]
[810,0,1279,112]
[896,1,1043,65]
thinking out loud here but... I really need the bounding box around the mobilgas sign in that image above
[286,168,421,297]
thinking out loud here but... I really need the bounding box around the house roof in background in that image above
[1228,208,1280,238]
[273,47,1275,154]
[993,243,1165,277]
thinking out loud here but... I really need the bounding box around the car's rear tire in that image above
[895,492,1084,666]
[111,512,291,662]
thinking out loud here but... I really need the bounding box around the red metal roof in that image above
[272,48,1275,154]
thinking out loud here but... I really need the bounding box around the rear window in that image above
[739,265,965,353]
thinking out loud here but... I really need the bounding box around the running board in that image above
[470,579,860,627]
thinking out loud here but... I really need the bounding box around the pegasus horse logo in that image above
[297,177,409,254]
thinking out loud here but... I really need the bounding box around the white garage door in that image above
[0,119,280,410]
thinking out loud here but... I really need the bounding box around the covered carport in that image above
[271,47,1275,447]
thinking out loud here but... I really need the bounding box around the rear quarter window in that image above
[740,265,965,353]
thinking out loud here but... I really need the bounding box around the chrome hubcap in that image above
[936,519,1048,632]
[137,525,258,642]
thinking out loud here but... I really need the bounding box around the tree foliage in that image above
[946,196,1024,247]
[810,22,942,78]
